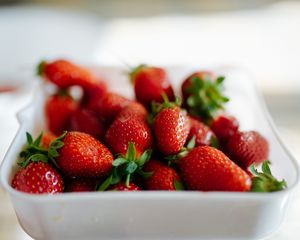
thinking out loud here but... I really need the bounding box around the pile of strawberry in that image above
[11,60,287,194]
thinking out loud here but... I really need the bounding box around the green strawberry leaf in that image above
[174,179,184,191]
[210,136,219,149]
[250,161,287,192]
[37,60,46,76]
[112,158,127,167]
[126,142,136,162]
[137,149,152,166]
[26,132,33,145]
[126,161,138,174]
[18,131,66,169]
[185,74,229,122]
[98,175,113,191]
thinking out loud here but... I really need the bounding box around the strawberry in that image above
[143,160,183,190]
[152,97,190,155]
[65,178,97,192]
[117,101,148,122]
[181,71,229,122]
[87,92,131,124]
[45,92,78,135]
[98,143,152,191]
[179,146,251,191]
[69,108,106,140]
[211,115,239,143]
[38,59,99,90]
[130,65,175,107]
[12,162,64,194]
[108,182,141,191]
[226,131,269,170]
[57,131,113,177]
[105,112,153,157]
[187,116,216,147]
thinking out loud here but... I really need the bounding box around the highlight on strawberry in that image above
[10,59,287,194]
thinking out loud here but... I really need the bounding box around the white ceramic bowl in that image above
[0,66,299,240]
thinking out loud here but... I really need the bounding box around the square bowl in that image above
[0,65,299,240]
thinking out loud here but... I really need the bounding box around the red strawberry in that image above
[57,131,113,177]
[226,131,269,170]
[46,93,78,135]
[130,65,175,107]
[153,105,189,155]
[181,71,228,122]
[88,92,131,124]
[117,101,148,122]
[179,146,251,191]
[187,116,216,147]
[143,160,183,190]
[108,182,141,191]
[12,162,63,194]
[211,115,239,143]
[69,108,106,140]
[105,113,153,157]
[38,59,100,90]
[65,178,97,192]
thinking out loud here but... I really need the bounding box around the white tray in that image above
[0,66,299,240]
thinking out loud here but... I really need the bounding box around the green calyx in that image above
[250,161,287,192]
[18,131,66,168]
[148,93,182,125]
[36,60,46,76]
[165,136,196,165]
[129,64,147,84]
[98,142,153,191]
[186,75,229,123]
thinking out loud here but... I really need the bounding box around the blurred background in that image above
[0,0,299,239]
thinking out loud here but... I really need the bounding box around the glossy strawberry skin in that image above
[41,59,99,90]
[132,66,175,107]
[211,115,239,143]
[12,162,64,194]
[57,131,113,178]
[46,94,78,136]
[143,160,182,190]
[181,71,216,104]
[179,146,251,191]
[188,116,216,146]
[69,108,106,140]
[153,107,189,155]
[65,178,97,192]
[226,131,269,170]
[109,182,141,191]
[88,92,131,124]
[105,115,153,157]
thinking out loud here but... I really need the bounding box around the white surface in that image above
[0,66,298,240]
